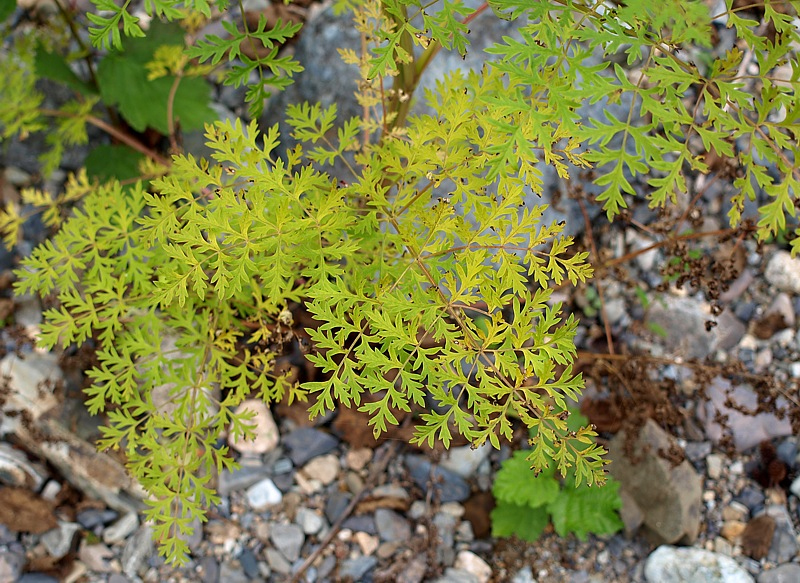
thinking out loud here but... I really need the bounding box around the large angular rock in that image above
[608,419,702,544]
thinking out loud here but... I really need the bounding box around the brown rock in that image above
[721,520,746,542]
[608,419,703,544]
[0,487,57,534]
[463,491,494,539]
[741,514,776,560]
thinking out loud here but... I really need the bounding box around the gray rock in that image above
[433,511,459,566]
[765,293,796,329]
[341,514,377,535]
[374,508,411,542]
[777,439,797,468]
[440,443,492,479]
[295,507,325,535]
[511,566,538,583]
[3,166,32,187]
[121,525,154,578]
[246,477,283,510]
[338,555,378,580]
[199,556,220,583]
[325,490,352,523]
[765,251,800,294]
[399,556,428,583]
[40,521,79,559]
[765,505,798,563]
[80,542,116,572]
[434,568,481,583]
[76,508,118,530]
[17,575,59,583]
[14,294,42,327]
[0,525,14,545]
[758,563,800,583]
[270,523,305,562]
[684,441,713,462]
[239,548,260,579]
[108,575,132,583]
[0,440,47,491]
[608,419,703,544]
[0,353,61,436]
[218,463,271,496]
[646,296,745,359]
[103,512,139,543]
[405,454,471,503]
[265,548,292,574]
[0,550,25,583]
[699,376,793,451]
[644,546,754,583]
[736,488,766,514]
[219,562,249,583]
[282,427,339,467]
[180,515,203,552]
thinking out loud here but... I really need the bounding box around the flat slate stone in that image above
[405,455,471,503]
[282,428,339,466]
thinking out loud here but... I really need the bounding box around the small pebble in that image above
[706,454,724,479]
[246,478,283,511]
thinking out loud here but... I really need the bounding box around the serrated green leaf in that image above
[92,21,213,134]
[85,144,145,183]
[492,449,560,507]
[34,44,97,96]
[547,480,623,540]
[490,501,550,541]
[0,0,14,22]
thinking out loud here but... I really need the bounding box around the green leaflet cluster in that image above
[486,0,799,243]
[491,409,623,541]
[491,449,624,541]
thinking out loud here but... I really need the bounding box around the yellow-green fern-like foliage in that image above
[1,0,796,563]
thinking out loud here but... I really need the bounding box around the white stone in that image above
[40,480,62,501]
[454,550,492,583]
[228,399,279,455]
[644,545,754,583]
[246,478,282,511]
[103,512,139,544]
[300,454,339,485]
[765,251,800,294]
[440,443,492,478]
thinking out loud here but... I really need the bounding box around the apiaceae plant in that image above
[1,0,798,563]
